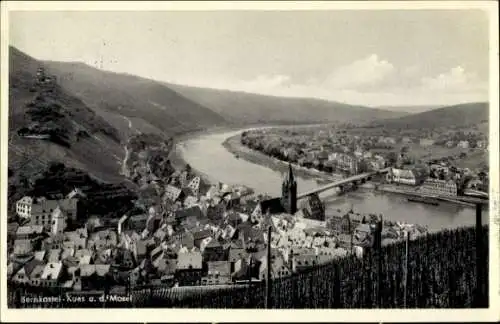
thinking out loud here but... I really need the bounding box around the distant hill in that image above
[42,60,229,137]
[375,105,442,114]
[368,102,489,130]
[9,47,126,184]
[8,46,411,189]
[167,83,408,125]
[38,53,407,131]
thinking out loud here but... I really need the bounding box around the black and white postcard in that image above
[1,1,498,322]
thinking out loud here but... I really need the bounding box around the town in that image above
[240,127,489,202]
[7,152,430,294]
[5,7,493,313]
[6,69,487,296]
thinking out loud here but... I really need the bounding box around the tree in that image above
[387,152,398,167]
[358,159,369,173]
[48,162,65,174]
[438,169,446,180]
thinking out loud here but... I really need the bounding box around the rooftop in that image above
[41,262,63,280]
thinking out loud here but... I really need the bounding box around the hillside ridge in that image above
[367,102,489,130]
[167,82,408,125]
[8,46,132,211]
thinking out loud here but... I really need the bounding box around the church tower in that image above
[281,163,297,215]
[51,206,66,236]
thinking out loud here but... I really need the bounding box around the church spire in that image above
[282,162,297,215]
[285,163,295,184]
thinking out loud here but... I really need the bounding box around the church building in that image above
[253,163,298,216]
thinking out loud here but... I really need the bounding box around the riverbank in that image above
[171,124,338,187]
[376,183,479,208]
[222,133,343,183]
[224,133,487,209]
[171,122,334,147]
[174,127,487,230]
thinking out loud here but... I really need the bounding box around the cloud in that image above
[324,54,395,90]
[421,66,486,92]
[402,65,420,78]
[166,57,488,107]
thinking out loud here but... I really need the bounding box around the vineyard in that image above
[9,225,488,308]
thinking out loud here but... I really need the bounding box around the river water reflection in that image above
[178,130,488,232]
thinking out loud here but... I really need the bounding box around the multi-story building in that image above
[336,153,358,174]
[386,168,418,186]
[301,194,325,221]
[40,262,63,287]
[457,140,470,149]
[16,197,78,231]
[419,138,435,147]
[175,251,203,286]
[202,261,232,285]
[419,178,458,196]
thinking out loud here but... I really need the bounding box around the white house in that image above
[40,262,63,287]
[457,140,470,149]
[388,168,418,186]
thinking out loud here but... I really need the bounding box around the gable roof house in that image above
[153,254,178,276]
[64,230,88,250]
[203,240,228,262]
[16,225,44,240]
[183,195,199,208]
[203,260,232,285]
[29,263,47,287]
[47,249,62,262]
[88,230,118,251]
[175,205,204,224]
[40,262,63,287]
[12,259,45,285]
[13,239,34,256]
[388,168,418,186]
[192,229,212,248]
[76,264,111,290]
[175,250,203,286]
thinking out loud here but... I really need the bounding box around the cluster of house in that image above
[385,162,489,197]
[242,128,488,198]
[242,127,488,177]
[7,163,430,292]
[241,130,388,175]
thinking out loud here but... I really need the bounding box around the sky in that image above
[9,10,490,107]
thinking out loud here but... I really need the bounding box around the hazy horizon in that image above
[9,10,490,107]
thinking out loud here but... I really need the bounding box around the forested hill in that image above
[367,102,489,130]
[167,83,408,125]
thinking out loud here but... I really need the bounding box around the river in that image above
[177,129,488,233]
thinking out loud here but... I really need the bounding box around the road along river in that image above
[176,129,489,233]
